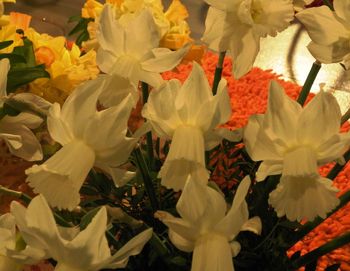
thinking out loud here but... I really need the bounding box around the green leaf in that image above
[12,38,36,68]
[68,17,92,36]
[79,207,101,230]
[68,14,82,23]
[1,103,20,117]
[0,40,14,50]
[0,53,26,64]
[75,31,90,47]
[7,66,50,92]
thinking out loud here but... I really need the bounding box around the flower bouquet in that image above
[1,0,350,270]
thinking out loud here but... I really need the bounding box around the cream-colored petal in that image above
[265,80,301,143]
[0,58,9,100]
[125,9,160,58]
[141,43,190,73]
[241,216,262,235]
[202,7,232,52]
[84,94,133,149]
[100,228,152,269]
[26,141,95,210]
[96,49,117,74]
[47,103,75,146]
[296,6,349,45]
[60,78,105,138]
[0,122,43,161]
[334,0,350,23]
[65,207,110,267]
[256,160,283,181]
[316,133,350,164]
[98,75,138,108]
[155,211,198,241]
[97,4,124,54]
[230,26,260,79]
[296,91,341,147]
[159,125,208,191]
[192,234,234,271]
[176,175,209,224]
[175,62,212,124]
[243,114,283,162]
[168,229,195,252]
[307,41,349,64]
[269,176,339,221]
[2,113,42,129]
[215,176,250,239]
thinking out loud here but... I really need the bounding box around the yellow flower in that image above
[0,0,16,27]
[24,28,99,104]
[81,0,103,19]
[0,24,22,53]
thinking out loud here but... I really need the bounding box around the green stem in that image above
[291,189,350,245]
[341,107,350,126]
[133,147,159,212]
[141,82,155,169]
[292,232,350,268]
[253,219,280,251]
[327,149,350,180]
[322,0,334,10]
[0,185,31,204]
[297,61,321,106]
[212,51,226,95]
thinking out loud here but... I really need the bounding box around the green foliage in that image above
[2,38,50,92]
[68,15,93,47]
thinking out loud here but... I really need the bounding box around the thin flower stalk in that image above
[141,81,155,170]
[297,61,321,106]
[212,51,226,95]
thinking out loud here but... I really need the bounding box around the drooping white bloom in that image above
[142,62,241,191]
[244,80,350,221]
[26,76,147,210]
[96,4,190,92]
[156,176,261,271]
[10,195,153,271]
[296,0,350,69]
[202,0,294,79]
[0,58,43,161]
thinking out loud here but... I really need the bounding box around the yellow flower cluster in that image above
[0,12,99,104]
[25,28,99,104]
[81,0,192,50]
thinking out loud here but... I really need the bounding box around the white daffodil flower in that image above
[142,62,241,191]
[156,176,261,271]
[244,80,350,221]
[96,4,190,91]
[0,58,43,161]
[26,76,147,210]
[296,0,350,69]
[10,195,153,271]
[202,0,294,79]
[0,213,23,271]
